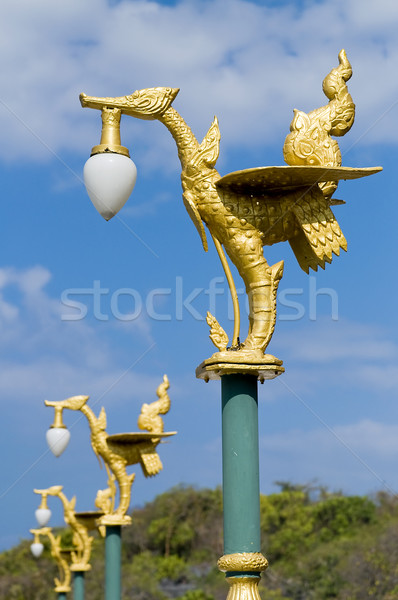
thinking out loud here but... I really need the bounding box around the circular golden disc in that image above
[74,511,105,530]
[74,511,105,518]
[216,165,382,195]
[107,432,177,443]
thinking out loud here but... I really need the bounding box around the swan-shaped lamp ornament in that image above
[45,376,176,526]
[79,50,381,381]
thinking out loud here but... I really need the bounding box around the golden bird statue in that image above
[45,376,176,525]
[80,50,381,376]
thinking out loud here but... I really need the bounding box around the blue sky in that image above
[1,0,398,550]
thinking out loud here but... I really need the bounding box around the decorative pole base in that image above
[218,553,268,600]
[225,576,262,600]
[218,552,268,572]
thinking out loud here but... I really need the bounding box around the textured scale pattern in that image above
[139,444,163,477]
[105,439,162,476]
[289,187,347,272]
[216,190,300,246]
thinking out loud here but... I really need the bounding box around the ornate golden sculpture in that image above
[217,553,269,600]
[34,486,93,571]
[283,49,355,196]
[207,311,229,352]
[45,376,176,526]
[218,552,268,572]
[95,475,117,516]
[80,50,381,378]
[30,527,72,594]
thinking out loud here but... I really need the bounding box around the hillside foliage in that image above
[2,484,398,599]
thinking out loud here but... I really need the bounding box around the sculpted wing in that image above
[105,439,163,476]
[138,444,163,477]
[289,187,347,273]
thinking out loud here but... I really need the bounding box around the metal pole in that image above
[218,373,268,600]
[221,374,261,556]
[58,593,67,600]
[105,525,122,600]
[73,571,85,600]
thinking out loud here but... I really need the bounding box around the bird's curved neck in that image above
[80,404,99,431]
[158,107,199,170]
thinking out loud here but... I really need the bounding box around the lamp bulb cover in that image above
[31,542,44,558]
[35,507,52,527]
[46,427,70,457]
[83,153,137,220]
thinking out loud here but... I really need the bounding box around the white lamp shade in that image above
[35,507,52,527]
[46,427,70,457]
[83,153,137,221]
[31,542,44,558]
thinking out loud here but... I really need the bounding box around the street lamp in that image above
[30,530,44,558]
[35,491,52,527]
[30,527,72,600]
[44,375,176,600]
[34,486,98,600]
[78,50,381,600]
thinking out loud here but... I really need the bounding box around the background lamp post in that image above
[34,486,96,600]
[35,490,52,527]
[30,527,72,600]
[79,50,381,600]
[44,375,176,600]
[30,529,44,558]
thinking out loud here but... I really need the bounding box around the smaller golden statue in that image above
[45,376,176,526]
[34,486,93,571]
[30,527,72,594]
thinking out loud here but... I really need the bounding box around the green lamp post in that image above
[79,50,381,600]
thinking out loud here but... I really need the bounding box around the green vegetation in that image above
[2,485,398,599]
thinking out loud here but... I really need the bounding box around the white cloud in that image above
[275,318,398,363]
[0,263,185,552]
[259,419,398,495]
[261,420,398,458]
[265,317,398,404]
[0,265,162,405]
[0,0,397,166]
[122,190,172,218]
[352,364,398,392]
[0,264,397,549]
